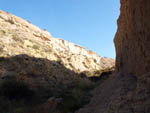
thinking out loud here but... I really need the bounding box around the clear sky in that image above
[0,0,120,58]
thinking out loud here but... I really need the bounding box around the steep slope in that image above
[77,0,150,113]
[0,10,114,77]
[0,10,115,113]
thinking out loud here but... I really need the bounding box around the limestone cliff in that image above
[0,10,114,77]
[77,0,150,113]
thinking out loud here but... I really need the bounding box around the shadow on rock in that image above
[0,54,99,113]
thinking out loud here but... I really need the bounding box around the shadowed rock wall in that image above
[114,0,150,76]
[77,0,150,113]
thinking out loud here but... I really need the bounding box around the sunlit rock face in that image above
[77,0,150,113]
[114,0,150,76]
[0,10,114,77]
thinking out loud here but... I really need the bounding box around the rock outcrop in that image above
[114,0,150,76]
[0,10,114,77]
[77,0,150,113]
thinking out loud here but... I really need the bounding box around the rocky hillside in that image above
[77,0,150,113]
[0,10,115,113]
[0,10,114,77]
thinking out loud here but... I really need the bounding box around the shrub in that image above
[32,45,40,50]
[0,79,34,101]
[1,71,17,80]
[56,78,94,113]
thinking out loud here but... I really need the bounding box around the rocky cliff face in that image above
[77,0,150,113]
[114,0,150,76]
[0,10,114,77]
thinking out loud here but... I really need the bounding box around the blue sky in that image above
[0,0,120,58]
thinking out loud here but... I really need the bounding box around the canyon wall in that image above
[77,0,150,113]
[114,0,150,76]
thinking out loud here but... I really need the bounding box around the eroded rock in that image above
[0,10,115,76]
